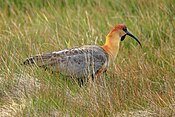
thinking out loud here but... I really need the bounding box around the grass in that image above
[0,0,175,116]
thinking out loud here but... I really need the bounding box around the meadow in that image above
[0,0,175,116]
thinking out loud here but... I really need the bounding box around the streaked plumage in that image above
[24,45,109,78]
[23,24,141,85]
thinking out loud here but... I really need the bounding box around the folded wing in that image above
[23,45,109,78]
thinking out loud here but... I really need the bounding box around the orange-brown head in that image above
[102,24,141,61]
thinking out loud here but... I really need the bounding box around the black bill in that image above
[121,29,142,47]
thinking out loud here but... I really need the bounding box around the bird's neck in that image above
[102,34,120,62]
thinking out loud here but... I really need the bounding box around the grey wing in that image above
[23,46,108,78]
[23,49,71,67]
[61,46,109,77]
[85,46,109,75]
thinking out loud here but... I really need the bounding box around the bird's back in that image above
[23,45,109,78]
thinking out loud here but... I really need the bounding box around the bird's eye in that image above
[123,28,127,32]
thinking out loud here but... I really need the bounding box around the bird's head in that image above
[102,24,142,61]
[108,24,142,47]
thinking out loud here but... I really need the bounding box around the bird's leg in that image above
[78,78,84,87]
[91,73,95,82]
[44,67,47,71]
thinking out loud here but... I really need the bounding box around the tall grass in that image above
[0,0,175,116]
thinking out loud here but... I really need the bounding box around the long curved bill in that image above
[126,31,142,47]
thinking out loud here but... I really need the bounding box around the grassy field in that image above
[0,0,175,116]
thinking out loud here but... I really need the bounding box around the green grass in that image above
[0,0,175,116]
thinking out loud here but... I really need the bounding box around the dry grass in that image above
[0,0,175,116]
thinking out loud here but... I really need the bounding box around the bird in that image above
[23,24,141,86]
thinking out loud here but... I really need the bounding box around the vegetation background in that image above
[0,0,175,116]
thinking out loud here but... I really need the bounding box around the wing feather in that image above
[23,46,109,77]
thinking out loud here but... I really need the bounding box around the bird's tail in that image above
[23,54,51,67]
[23,56,40,65]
